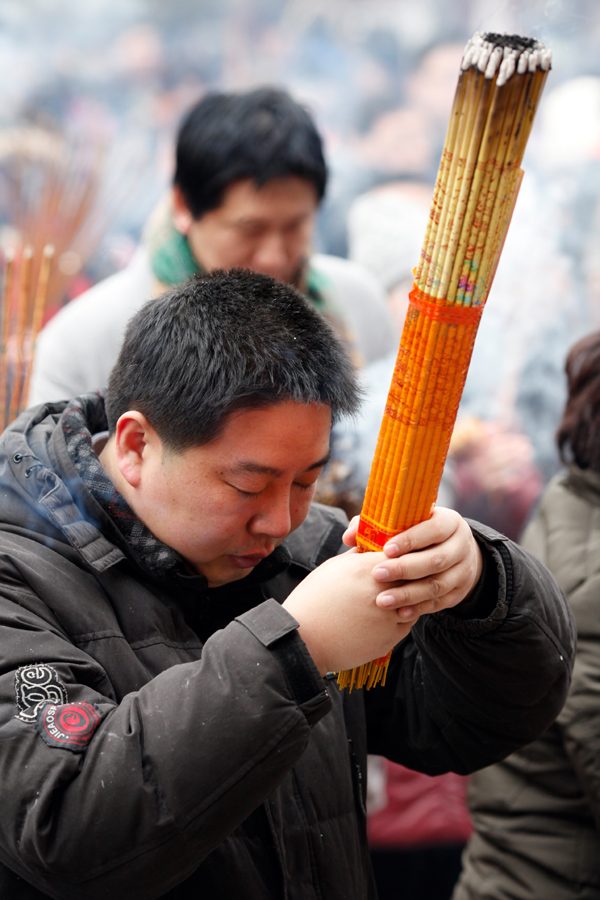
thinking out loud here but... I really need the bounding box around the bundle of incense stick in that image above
[0,127,145,320]
[0,245,54,430]
[338,32,552,692]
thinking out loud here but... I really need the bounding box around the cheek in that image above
[298,218,314,242]
[228,247,255,268]
[190,227,253,270]
[196,496,250,533]
[174,506,249,559]
[287,227,311,253]
[160,482,241,537]
[218,232,253,263]
[290,491,315,530]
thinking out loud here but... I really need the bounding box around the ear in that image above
[171,185,193,235]
[114,412,161,489]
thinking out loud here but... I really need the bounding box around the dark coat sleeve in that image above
[364,521,576,774]
[0,551,330,900]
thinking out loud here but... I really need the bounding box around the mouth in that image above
[227,550,273,569]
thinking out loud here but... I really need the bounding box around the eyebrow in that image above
[227,451,331,478]
[234,211,311,227]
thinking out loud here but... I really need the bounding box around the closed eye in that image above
[230,479,318,498]
[293,481,317,492]
[229,484,264,498]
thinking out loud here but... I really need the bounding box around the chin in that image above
[205,566,252,589]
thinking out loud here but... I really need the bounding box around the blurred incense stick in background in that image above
[0,129,101,427]
[0,128,141,320]
[0,244,54,429]
[0,130,103,318]
[338,32,552,692]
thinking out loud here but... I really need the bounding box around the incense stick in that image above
[21,244,54,410]
[0,250,15,430]
[8,246,33,424]
[0,245,55,429]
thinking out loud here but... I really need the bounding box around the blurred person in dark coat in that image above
[454,330,600,900]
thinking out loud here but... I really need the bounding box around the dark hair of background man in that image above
[174,87,328,220]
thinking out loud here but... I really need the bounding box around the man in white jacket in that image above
[29,87,395,406]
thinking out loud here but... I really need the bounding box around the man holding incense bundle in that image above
[27,87,395,407]
[0,270,573,899]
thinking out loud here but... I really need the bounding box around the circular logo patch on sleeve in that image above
[36,701,105,753]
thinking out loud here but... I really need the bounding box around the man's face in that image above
[135,401,331,587]
[180,176,319,285]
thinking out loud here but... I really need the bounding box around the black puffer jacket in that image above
[0,398,575,900]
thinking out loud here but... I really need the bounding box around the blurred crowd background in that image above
[2,3,600,899]
[2,0,600,518]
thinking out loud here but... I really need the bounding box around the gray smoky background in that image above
[2,0,600,531]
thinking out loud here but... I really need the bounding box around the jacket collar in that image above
[565,463,600,506]
[0,400,126,573]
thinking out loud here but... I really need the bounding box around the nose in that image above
[252,232,289,280]
[249,489,292,540]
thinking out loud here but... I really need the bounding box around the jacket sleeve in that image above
[0,569,331,900]
[364,521,576,775]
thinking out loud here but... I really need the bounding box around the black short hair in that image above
[557,330,600,472]
[105,269,360,450]
[173,87,327,219]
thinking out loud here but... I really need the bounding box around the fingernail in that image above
[378,594,395,607]
[384,542,400,557]
[400,607,414,619]
[374,567,389,581]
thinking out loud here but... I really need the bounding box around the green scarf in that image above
[145,200,199,288]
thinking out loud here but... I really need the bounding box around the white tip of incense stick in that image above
[477,43,493,72]
[485,46,503,78]
[517,50,530,75]
[463,32,491,70]
[497,54,517,86]
[463,32,549,81]
[466,44,479,69]
[461,39,478,70]
[461,36,475,69]
[43,244,55,257]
